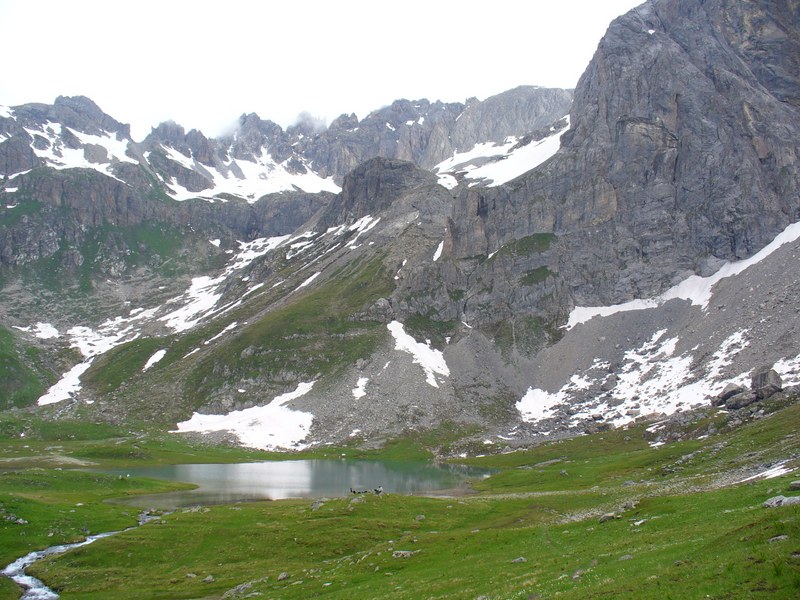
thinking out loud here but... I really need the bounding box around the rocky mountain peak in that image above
[450,86,573,150]
[145,120,189,149]
[318,157,439,229]
[52,95,129,137]
[328,112,359,132]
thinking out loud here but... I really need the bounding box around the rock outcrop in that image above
[421,0,800,334]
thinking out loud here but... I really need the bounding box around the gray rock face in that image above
[316,157,441,230]
[426,0,800,334]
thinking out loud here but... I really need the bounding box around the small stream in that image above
[1,513,156,599]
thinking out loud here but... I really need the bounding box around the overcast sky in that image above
[0,0,642,140]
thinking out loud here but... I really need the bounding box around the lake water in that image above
[104,460,489,508]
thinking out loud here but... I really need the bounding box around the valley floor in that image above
[0,397,799,599]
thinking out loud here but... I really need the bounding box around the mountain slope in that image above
[1,0,799,453]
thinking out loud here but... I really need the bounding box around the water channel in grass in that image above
[102,460,491,509]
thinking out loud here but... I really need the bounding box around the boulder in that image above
[725,391,758,410]
[716,383,746,405]
[763,495,800,508]
[599,513,619,523]
[600,374,618,392]
[751,366,782,400]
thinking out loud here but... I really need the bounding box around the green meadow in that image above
[0,401,798,599]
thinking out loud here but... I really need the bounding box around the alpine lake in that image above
[99,459,491,509]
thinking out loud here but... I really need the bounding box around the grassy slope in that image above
[0,326,54,410]
[78,250,396,422]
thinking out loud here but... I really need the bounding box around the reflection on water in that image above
[103,460,488,509]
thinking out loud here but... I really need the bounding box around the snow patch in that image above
[352,377,369,399]
[23,122,134,181]
[38,360,93,406]
[737,460,796,483]
[295,272,321,291]
[517,329,754,429]
[433,241,444,262]
[346,215,381,249]
[159,275,224,333]
[14,322,59,339]
[774,354,800,387]
[142,349,167,371]
[437,173,458,189]
[204,321,238,345]
[159,235,289,333]
[516,387,564,422]
[387,321,449,387]
[67,128,136,165]
[567,220,800,329]
[173,381,316,450]
[161,146,340,202]
[435,116,569,187]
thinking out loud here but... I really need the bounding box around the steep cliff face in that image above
[434,0,800,332]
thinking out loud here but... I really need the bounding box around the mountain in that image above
[1,0,799,455]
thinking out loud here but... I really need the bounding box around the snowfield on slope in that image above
[387,321,450,388]
[435,116,569,187]
[22,121,135,180]
[29,212,386,407]
[567,221,800,329]
[173,381,316,450]
[158,146,340,201]
[518,218,800,430]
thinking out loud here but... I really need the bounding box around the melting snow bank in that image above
[352,377,369,399]
[142,349,167,372]
[38,361,94,406]
[737,460,797,484]
[387,321,449,388]
[172,381,316,450]
[13,322,60,339]
[517,329,754,429]
[567,220,800,329]
[435,116,569,187]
